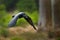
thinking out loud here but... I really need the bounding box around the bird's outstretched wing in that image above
[8,16,18,27]
[23,15,36,30]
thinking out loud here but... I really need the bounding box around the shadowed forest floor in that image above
[0,25,54,40]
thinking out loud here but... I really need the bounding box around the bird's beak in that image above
[23,15,36,30]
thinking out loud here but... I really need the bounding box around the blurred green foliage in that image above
[16,0,37,12]
[0,0,38,12]
[0,0,38,27]
[0,1,39,40]
[0,28,9,37]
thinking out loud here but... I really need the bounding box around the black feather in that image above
[23,15,36,30]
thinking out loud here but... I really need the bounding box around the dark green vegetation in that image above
[0,0,40,40]
[0,0,38,27]
[0,0,38,12]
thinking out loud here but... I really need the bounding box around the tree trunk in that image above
[38,0,52,32]
[38,0,46,31]
[54,0,60,38]
[38,0,55,39]
[38,0,60,39]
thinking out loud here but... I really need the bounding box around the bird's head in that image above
[12,12,25,18]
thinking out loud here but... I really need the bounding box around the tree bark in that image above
[38,0,60,39]
[38,0,52,32]
[38,0,46,31]
[54,0,60,38]
[38,0,55,39]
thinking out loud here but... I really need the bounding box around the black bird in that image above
[8,12,36,30]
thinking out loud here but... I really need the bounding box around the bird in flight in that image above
[8,12,36,30]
